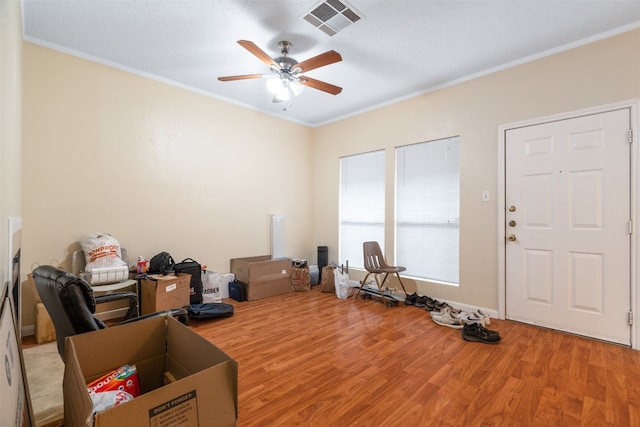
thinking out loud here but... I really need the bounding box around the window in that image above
[339,150,385,268]
[395,137,459,284]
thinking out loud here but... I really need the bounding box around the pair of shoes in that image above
[424,300,437,311]
[414,295,428,308]
[447,305,462,315]
[461,322,501,344]
[461,310,491,327]
[424,298,438,311]
[476,309,491,326]
[405,293,418,305]
[426,299,449,312]
[430,307,464,329]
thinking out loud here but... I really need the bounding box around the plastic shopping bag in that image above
[202,271,221,303]
[334,267,351,299]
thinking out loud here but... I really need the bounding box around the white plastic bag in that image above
[79,233,126,270]
[202,271,221,303]
[334,268,350,299]
[90,390,134,414]
[79,233,128,284]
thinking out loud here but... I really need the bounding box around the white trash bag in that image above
[202,271,221,303]
[334,267,357,300]
[79,233,128,284]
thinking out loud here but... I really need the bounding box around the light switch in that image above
[482,191,490,202]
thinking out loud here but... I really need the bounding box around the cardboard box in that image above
[35,302,56,344]
[140,273,190,315]
[230,256,291,301]
[63,315,238,427]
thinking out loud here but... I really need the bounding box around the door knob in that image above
[509,220,517,227]
[508,234,517,241]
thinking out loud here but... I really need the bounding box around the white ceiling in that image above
[22,0,640,127]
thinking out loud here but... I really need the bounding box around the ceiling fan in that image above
[218,40,342,105]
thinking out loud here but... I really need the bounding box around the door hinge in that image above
[629,311,634,326]
[629,129,634,144]
[629,220,633,235]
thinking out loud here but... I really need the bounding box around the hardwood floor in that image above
[189,287,640,426]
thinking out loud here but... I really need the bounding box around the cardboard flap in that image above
[166,317,236,371]
[63,338,95,427]
[71,317,167,382]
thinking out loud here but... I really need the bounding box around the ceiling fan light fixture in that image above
[274,87,290,103]
[267,78,291,103]
[266,75,304,103]
[290,80,304,96]
[266,76,283,94]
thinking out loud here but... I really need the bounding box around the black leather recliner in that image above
[32,265,186,359]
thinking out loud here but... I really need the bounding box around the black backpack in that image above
[175,258,203,304]
[148,252,175,275]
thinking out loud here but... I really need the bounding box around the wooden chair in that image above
[356,241,407,298]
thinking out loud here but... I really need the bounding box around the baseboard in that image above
[22,324,35,337]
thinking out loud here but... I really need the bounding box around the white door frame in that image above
[497,99,640,349]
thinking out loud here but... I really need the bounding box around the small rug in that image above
[23,342,64,427]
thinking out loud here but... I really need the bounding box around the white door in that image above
[505,108,631,345]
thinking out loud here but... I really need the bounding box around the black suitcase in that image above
[174,258,203,304]
[229,280,247,302]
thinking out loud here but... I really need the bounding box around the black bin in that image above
[318,246,328,280]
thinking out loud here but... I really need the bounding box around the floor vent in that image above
[303,0,362,36]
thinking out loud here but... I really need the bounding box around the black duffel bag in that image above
[188,303,234,319]
[175,258,203,304]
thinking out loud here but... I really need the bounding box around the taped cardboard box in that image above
[140,273,190,315]
[63,315,238,427]
[230,256,291,301]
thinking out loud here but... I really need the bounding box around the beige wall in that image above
[22,43,313,327]
[1,1,23,310]
[311,29,640,308]
[19,27,640,329]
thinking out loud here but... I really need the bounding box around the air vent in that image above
[303,0,362,36]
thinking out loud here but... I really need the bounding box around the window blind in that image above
[339,150,385,268]
[395,137,459,284]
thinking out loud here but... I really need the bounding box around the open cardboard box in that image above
[64,315,238,426]
[230,255,291,301]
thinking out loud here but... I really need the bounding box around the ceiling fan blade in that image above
[218,74,266,82]
[237,40,280,70]
[299,76,342,95]
[295,50,342,73]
